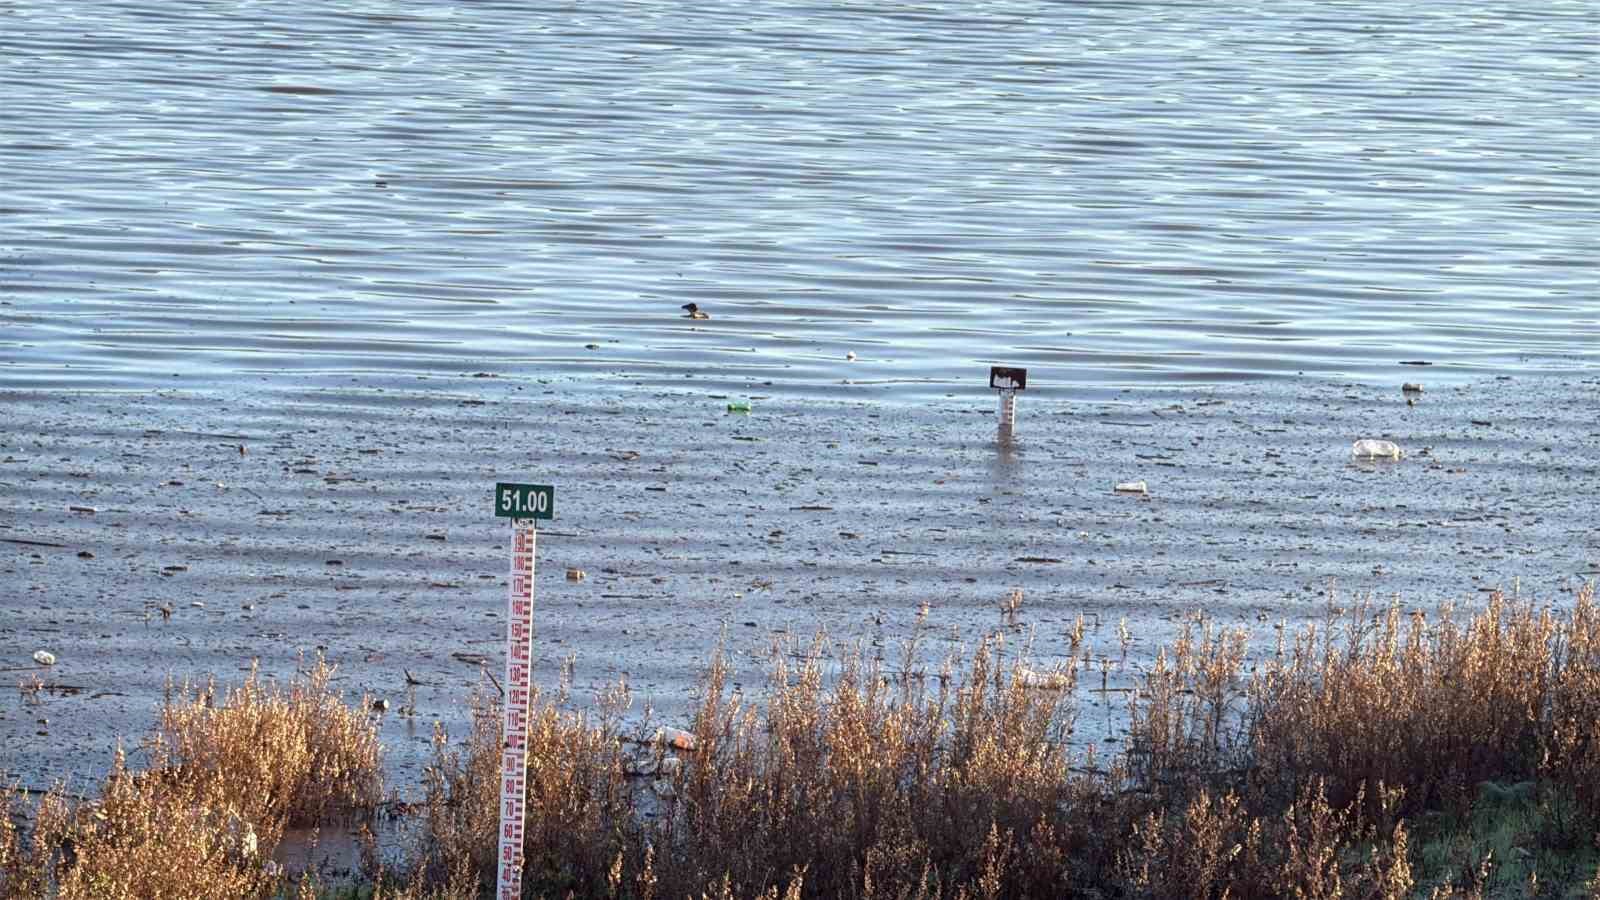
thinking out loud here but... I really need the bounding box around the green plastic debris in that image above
[727,400,752,413]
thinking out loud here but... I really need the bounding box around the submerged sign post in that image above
[492,482,553,900]
[989,366,1027,441]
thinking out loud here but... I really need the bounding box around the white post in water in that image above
[492,482,554,900]
[989,366,1027,441]
[998,389,1016,436]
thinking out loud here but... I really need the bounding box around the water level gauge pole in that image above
[492,481,555,900]
[989,366,1027,442]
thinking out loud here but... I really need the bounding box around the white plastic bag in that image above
[1352,439,1403,460]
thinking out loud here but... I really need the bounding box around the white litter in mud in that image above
[655,726,698,751]
[1352,439,1403,460]
[1014,668,1071,690]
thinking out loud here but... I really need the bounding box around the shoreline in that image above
[2,372,1596,791]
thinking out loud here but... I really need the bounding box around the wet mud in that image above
[2,374,1596,791]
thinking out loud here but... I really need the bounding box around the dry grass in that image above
[4,584,1597,899]
[649,631,1099,897]
[1249,591,1575,820]
[157,655,384,846]
[385,625,1111,899]
[400,678,635,897]
[1120,584,1600,899]
[0,656,382,898]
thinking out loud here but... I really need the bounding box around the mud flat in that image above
[2,374,1596,791]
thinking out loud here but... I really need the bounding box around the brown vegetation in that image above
[2,586,1597,899]
[1,656,382,898]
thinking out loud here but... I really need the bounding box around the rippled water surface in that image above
[3,1,1596,397]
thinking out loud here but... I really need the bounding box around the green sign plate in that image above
[494,482,554,520]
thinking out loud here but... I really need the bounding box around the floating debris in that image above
[33,650,56,666]
[1352,439,1403,460]
[1114,480,1149,495]
[1000,588,1023,623]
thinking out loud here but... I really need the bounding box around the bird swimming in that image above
[681,302,710,320]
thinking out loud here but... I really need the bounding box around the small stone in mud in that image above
[68,505,96,514]
[326,559,344,566]
[77,551,93,559]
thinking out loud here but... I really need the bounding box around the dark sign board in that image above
[989,366,1027,391]
[494,482,555,520]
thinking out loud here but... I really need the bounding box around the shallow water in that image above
[4,376,1598,789]
[2,1,1596,397]
[2,0,1597,811]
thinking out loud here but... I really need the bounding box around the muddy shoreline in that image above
[3,374,1596,793]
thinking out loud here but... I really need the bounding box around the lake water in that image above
[2,0,1596,399]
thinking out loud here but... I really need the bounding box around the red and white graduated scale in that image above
[491,482,554,900]
[498,519,535,897]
